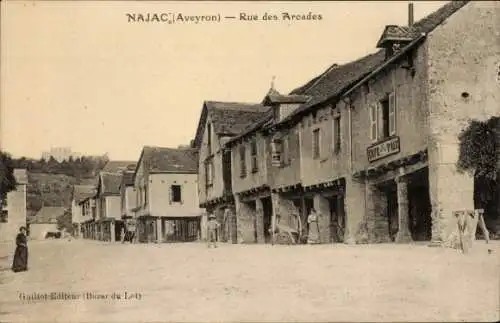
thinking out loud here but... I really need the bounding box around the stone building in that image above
[29,206,64,240]
[119,170,137,239]
[0,169,28,242]
[193,101,270,243]
[70,185,96,238]
[95,172,123,242]
[132,146,202,243]
[225,89,310,243]
[221,1,500,245]
[80,194,98,240]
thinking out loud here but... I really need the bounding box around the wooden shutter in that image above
[180,185,184,205]
[282,135,289,166]
[369,104,377,142]
[271,138,282,167]
[168,185,172,205]
[388,92,396,136]
[377,103,384,140]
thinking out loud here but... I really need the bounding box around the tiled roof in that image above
[377,1,469,47]
[73,185,96,204]
[411,1,469,34]
[225,108,275,147]
[99,172,122,195]
[285,50,386,116]
[263,87,311,105]
[102,161,136,173]
[193,101,270,148]
[206,101,270,135]
[284,0,470,121]
[141,146,198,174]
[31,206,65,224]
[376,25,419,47]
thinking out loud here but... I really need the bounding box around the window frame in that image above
[239,144,247,178]
[250,139,258,173]
[333,115,341,154]
[171,184,182,204]
[312,128,321,159]
[370,91,397,143]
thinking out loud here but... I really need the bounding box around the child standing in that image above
[207,214,220,248]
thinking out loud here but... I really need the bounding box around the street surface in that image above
[0,239,498,322]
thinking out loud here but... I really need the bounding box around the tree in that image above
[457,116,500,234]
[0,151,17,207]
[57,208,73,234]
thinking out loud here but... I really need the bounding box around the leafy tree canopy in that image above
[0,151,17,206]
[457,116,499,180]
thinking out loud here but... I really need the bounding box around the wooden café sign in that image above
[367,136,400,163]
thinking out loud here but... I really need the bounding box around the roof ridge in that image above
[291,50,382,96]
[205,100,261,106]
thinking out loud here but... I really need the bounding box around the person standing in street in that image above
[12,226,28,272]
[307,208,321,244]
[206,214,220,248]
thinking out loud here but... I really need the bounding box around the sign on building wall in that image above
[367,136,400,162]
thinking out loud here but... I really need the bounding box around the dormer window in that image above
[273,105,280,121]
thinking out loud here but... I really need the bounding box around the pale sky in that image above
[1,1,447,161]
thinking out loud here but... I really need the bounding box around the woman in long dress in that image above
[12,226,28,272]
[307,209,321,244]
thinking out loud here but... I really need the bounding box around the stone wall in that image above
[343,178,367,244]
[198,114,226,205]
[426,1,500,241]
[235,195,256,243]
[0,182,27,242]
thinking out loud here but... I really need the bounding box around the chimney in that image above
[408,2,414,26]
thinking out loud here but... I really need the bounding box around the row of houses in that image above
[194,1,499,245]
[71,1,499,246]
[71,149,203,243]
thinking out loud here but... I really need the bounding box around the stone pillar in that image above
[429,205,443,246]
[235,194,256,243]
[271,193,279,244]
[395,175,413,243]
[156,217,162,243]
[344,177,366,244]
[313,194,330,244]
[215,208,226,242]
[229,207,238,244]
[428,141,474,244]
[110,221,116,242]
[255,198,265,243]
[365,184,391,243]
[364,184,377,243]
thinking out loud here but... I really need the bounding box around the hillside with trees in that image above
[6,154,110,217]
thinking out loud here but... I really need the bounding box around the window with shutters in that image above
[271,138,282,167]
[239,144,246,177]
[388,92,396,135]
[250,139,258,173]
[171,185,182,203]
[379,98,390,139]
[333,115,341,153]
[281,135,290,166]
[370,104,378,142]
[138,187,143,207]
[370,92,396,142]
[312,128,320,159]
[205,158,214,187]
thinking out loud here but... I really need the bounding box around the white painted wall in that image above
[105,196,121,220]
[148,173,202,217]
[30,223,59,240]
